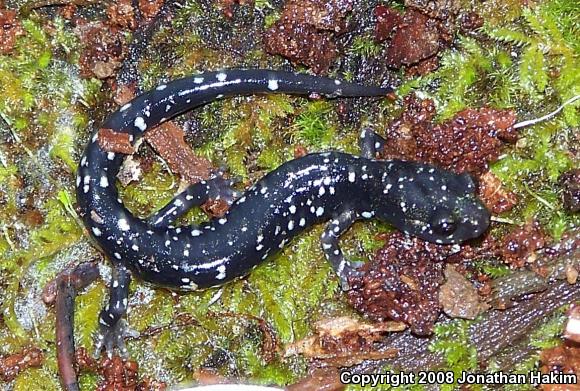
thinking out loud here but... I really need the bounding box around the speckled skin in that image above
[76,69,490,354]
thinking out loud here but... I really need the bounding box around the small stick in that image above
[513,95,580,129]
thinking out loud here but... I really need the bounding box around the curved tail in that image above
[105,69,392,131]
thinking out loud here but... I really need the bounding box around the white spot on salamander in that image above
[268,79,279,91]
[216,265,226,280]
[134,116,147,131]
[216,72,227,82]
[99,176,109,188]
[118,219,130,231]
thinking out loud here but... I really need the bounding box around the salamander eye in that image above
[432,216,457,235]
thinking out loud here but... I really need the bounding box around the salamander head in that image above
[374,162,491,244]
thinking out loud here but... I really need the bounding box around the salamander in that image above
[76,69,491,354]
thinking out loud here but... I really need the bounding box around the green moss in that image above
[118,160,177,216]
[429,320,478,391]
[77,373,100,391]
[292,100,337,148]
[74,283,106,349]
[484,3,579,125]
[30,197,83,259]
[255,0,273,10]
[0,165,19,230]
[263,11,281,29]
[350,35,383,58]
[475,261,511,279]
[528,311,567,350]
[518,44,548,98]
[491,121,577,239]
[49,122,77,170]
[13,367,60,391]
[248,230,339,345]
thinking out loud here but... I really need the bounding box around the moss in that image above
[491,121,578,239]
[428,320,478,391]
[484,3,579,126]
[74,283,106,349]
[263,11,281,29]
[350,35,383,58]
[0,165,19,231]
[118,160,177,216]
[255,0,274,10]
[77,373,100,391]
[292,100,337,149]
[13,367,60,391]
[475,261,511,279]
[29,197,83,259]
[398,36,493,120]
[247,228,339,345]
[528,311,567,350]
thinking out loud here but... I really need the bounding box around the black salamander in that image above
[76,70,490,354]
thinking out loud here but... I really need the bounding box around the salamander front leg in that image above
[95,263,135,358]
[148,173,240,228]
[320,210,364,290]
[359,127,387,159]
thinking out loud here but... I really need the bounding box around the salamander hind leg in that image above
[359,127,387,159]
[148,172,240,228]
[95,263,137,358]
[320,210,364,291]
[206,169,241,207]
